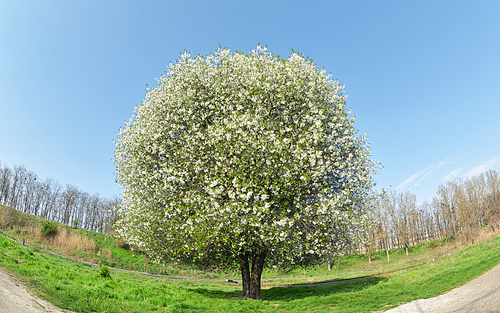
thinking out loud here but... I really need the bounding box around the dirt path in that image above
[385,262,500,313]
[0,268,73,313]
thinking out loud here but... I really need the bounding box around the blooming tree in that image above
[114,46,378,300]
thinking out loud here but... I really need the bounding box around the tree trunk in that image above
[239,249,267,300]
[239,253,250,298]
[368,254,371,263]
[248,250,267,300]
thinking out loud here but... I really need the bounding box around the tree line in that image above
[0,160,120,233]
[2,157,498,268]
[358,169,500,262]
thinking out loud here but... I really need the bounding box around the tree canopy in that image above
[114,45,378,299]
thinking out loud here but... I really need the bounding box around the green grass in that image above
[0,204,206,278]
[0,204,455,283]
[2,229,500,312]
[258,238,453,286]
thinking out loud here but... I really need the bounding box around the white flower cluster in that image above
[114,45,378,268]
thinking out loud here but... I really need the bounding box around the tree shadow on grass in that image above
[168,301,203,312]
[188,275,388,302]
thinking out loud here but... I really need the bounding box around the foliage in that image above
[114,238,130,250]
[41,220,59,238]
[115,45,378,283]
[71,219,81,229]
[0,235,16,250]
[98,261,112,278]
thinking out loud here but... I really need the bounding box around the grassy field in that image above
[0,204,456,283]
[2,204,500,312]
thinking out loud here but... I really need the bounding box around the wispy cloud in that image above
[466,158,498,178]
[396,168,428,190]
[397,158,451,190]
[443,168,463,181]
[414,159,450,186]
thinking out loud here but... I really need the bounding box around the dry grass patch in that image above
[100,247,112,258]
[453,219,500,249]
[52,227,97,253]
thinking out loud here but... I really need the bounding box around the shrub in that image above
[115,239,130,250]
[41,220,58,239]
[0,236,16,249]
[71,219,81,229]
[0,236,10,248]
[98,262,112,278]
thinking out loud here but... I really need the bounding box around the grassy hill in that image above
[2,204,500,312]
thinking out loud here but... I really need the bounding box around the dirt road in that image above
[385,262,500,313]
[0,268,72,313]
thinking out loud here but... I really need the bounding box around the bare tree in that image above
[0,164,12,204]
[0,160,119,233]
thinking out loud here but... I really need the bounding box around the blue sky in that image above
[1,1,499,203]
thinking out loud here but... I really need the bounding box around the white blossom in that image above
[114,45,379,269]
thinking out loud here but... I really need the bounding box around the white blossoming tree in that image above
[114,46,378,300]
